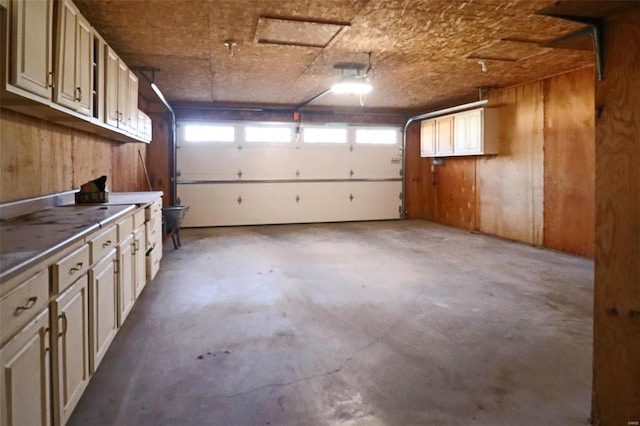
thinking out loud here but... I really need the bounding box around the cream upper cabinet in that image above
[420,119,436,157]
[0,309,52,426]
[420,115,454,157]
[104,46,120,127]
[126,71,139,134]
[8,0,54,99]
[54,0,93,116]
[105,48,133,132]
[421,108,500,157]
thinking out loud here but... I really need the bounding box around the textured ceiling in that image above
[74,0,598,111]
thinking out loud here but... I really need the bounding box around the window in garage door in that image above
[177,121,402,227]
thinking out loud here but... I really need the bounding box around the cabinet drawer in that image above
[117,216,133,242]
[52,244,90,294]
[146,248,161,281]
[89,226,117,263]
[145,198,161,221]
[0,269,49,345]
[133,208,146,228]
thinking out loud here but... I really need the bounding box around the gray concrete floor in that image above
[68,220,594,426]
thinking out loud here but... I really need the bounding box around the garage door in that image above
[176,121,403,227]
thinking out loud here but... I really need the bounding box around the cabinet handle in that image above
[69,262,84,274]
[102,240,112,248]
[48,72,53,88]
[14,296,37,314]
[75,87,82,102]
[59,313,68,337]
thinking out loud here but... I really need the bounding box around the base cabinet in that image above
[52,275,90,426]
[0,193,162,426]
[0,309,51,426]
[118,234,135,326]
[88,249,118,373]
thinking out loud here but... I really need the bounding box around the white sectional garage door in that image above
[176,121,402,227]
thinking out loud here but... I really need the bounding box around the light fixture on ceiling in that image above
[331,52,375,96]
[331,75,372,95]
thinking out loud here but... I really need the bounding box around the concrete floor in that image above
[68,220,594,426]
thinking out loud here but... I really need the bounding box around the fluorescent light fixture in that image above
[151,82,171,110]
[331,75,372,95]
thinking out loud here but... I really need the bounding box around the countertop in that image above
[0,191,163,285]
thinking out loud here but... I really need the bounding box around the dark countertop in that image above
[0,204,135,284]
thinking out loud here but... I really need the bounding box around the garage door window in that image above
[355,128,398,145]
[303,127,347,144]
[245,126,292,143]
[184,124,235,142]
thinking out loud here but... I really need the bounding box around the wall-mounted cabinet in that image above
[7,0,53,99]
[1,0,151,144]
[420,108,500,157]
[54,0,93,116]
[420,115,454,157]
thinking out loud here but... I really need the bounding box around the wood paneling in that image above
[592,8,640,424]
[544,67,595,258]
[403,121,428,219]
[477,83,545,245]
[432,157,476,230]
[0,109,146,203]
[146,111,171,206]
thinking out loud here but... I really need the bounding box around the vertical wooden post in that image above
[592,8,640,425]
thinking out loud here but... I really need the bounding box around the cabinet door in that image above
[420,119,436,157]
[89,249,118,374]
[54,0,93,115]
[118,235,135,325]
[126,71,139,134]
[0,309,51,426]
[454,109,483,155]
[75,13,93,115]
[52,275,90,426]
[436,116,454,155]
[9,0,53,99]
[54,0,79,110]
[104,46,120,127]
[117,59,129,129]
[133,226,147,299]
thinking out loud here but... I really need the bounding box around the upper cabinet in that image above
[2,0,151,143]
[8,0,53,99]
[54,0,92,116]
[420,115,454,157]
[420,108,501,157]
[104,46,140,136]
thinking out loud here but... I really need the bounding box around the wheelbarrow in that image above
[162,206,189,249]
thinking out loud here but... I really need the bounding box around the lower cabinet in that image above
[88,248,118,373]
[118,234,135,326]
[52,274,90,426]
[133,225,146,299]
[0,309,51,426]
[0,195,162,425]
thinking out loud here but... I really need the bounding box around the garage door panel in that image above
[177,121,402,226]
[179,182,401,227]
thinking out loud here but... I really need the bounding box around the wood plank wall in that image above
[404,66,595,257]
[0,109,148,203]
[592,8,640,424]
[544,68,595,257]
